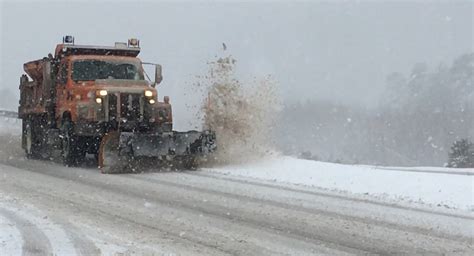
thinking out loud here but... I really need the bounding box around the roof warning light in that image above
[128,38,139,47]
[63,35,75,44]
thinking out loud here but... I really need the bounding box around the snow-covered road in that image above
[0,119,473,255]
[1,160,473,255]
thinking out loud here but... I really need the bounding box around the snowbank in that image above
[0,117,21,135]
[205,156,474,211]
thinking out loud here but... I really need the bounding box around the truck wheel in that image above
[23,119,38,158]
[181,156,199,170]
[61,119,85,166]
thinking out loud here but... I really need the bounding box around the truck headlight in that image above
[145,90,153,97]
[98,90,107,96]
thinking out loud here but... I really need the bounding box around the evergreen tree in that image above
[448,139,474,168]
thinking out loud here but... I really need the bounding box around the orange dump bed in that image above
[23,59,45,81]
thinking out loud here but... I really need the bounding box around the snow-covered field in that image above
[206,156,474,211]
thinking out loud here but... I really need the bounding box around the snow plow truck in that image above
[18,36,216,173]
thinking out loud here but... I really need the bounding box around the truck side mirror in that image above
[154,64,163,87]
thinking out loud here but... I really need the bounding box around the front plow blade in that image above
[98,130,216,173]
[98,132,130,174]
[120,131,216,158]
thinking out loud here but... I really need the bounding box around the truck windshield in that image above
[72,60,144,81]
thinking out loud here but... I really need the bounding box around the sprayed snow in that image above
[204,156,474,211]
[198,56,280,164]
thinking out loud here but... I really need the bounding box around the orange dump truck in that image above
[18,36,215,173]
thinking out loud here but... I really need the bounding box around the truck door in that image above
[56,61,69,116]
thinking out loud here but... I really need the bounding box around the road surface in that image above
[0,133,473,255]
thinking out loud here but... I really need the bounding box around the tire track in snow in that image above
[121,174,465,255]
[0,201,100,256]
[1,165,358,255]
[0,208,52,256]
[54,220,101,256]
[188,171,474,220]
[128,173,472,244]
[0,214,23,255]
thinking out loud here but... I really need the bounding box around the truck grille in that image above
[120,93,142,121]
[108,93,118,121]
[106,93,143,123]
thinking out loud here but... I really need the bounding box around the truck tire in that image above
[173,156,198,170]
[60,119,85,166]
[183,156,199,170]
[23,118,40,158]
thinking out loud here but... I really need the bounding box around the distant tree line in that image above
[276,53,473,167]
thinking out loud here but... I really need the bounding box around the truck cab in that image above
[53,38,171,134]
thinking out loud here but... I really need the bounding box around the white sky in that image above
[1,0,472,129]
